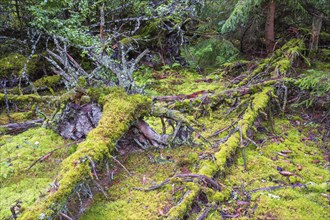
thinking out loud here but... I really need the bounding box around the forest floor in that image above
[0,67,329,220]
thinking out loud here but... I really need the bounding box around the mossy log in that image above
[18,89,150,220]
[0,119,43,135]
[0,89,89,106]
[153,77,282,105]
[166,87,274,219]
[0,93,53,103]
[1,75,62,95]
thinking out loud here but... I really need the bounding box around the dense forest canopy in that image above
[0,1,329,220]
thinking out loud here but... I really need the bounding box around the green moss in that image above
[19,88,151,219]
[33,75,61,89]
[203,187,231,202]
[0,53,36,78]
[166,183,200,220]
[253,188,329,219]
[0,128,71,219]
[0,111,34,125]
[221,115,329,219]
[199,87,272,177]
[81,145,205,220]
[0,128,67,183]
[134,68,224,97]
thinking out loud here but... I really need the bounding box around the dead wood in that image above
[153,90,210,102]
[110,155,132,177]
[134,173,221,191]
[134,119,169,147]
[249,183,306,193]
[196,207,211,220]
[26,140,81,171]
[153,77,282,104]
[0,119,43,135]
[165,87,274,219]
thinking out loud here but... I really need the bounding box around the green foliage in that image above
[295,69,330,106]
[220,0,263,33]
[29,0,98,46]
[296,70,330,95]
[190,38,239,68]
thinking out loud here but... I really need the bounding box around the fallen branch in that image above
[1,119,43,135]
[26,140,81,171]
[134,173,221,191]
[19,90,150,220]
[59,212,73,220]
[249,183,306,193]
[165,87,274,219]
[110,155,132,177]
[153,78,282,105]
[197,207,211,220]
[153,90,211,102]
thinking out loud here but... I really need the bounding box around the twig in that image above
[249,183,306,193]
[86,156,99,180]
[246,136,259,148]
[240,126,247,171]
[134,179,171,191]
[134,173,221,191]
[26,140,81,171]
[197,207,211,220]
[3,81,13,123]
[282,84,288,112]
[176,174,221,191]
[59,212,73,220]
[209,118,240,138]
[110,155,132,177]
[161,117,166,134]
[171,120,182,145]
[92,179,109,199]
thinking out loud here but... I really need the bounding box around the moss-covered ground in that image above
[0,128,76,219]
[0,67,329,219]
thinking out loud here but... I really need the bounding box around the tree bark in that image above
[309,15,323,54]
[0,119,43,135]
[265,0,276,53]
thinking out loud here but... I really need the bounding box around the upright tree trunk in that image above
[265,0,276,53]
[99,3,105,44]
[309,15,323,54]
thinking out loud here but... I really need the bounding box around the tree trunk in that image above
[309,15,323,54]
[265,0,276,53]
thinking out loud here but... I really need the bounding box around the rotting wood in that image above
[0,119,43,135]
[153,78,282,104]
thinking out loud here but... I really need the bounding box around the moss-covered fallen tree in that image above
[165,86,274,219]
[18,89,150,219]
